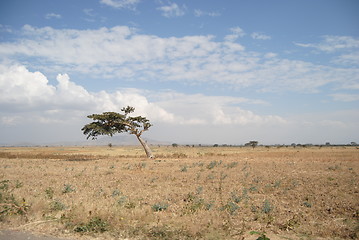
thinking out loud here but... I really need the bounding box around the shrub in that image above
[226,162,238,169]
[147,225,185,239]
[183,193,212,214]
[0,180,9,191]
[250,231,270,240]
[114,193,135,209]
[45,187,54,199]
[207,160,219,169]
[0,180,30,218]
[221,201,240,215]
[15,180,23,188]
[111,189,121,197]
[50,200,66,211]
[117,196,128,206]
[73,217,109,233]
[180,166,188,172]
[152,203,168,212]
[231,191,242,203]
[262,200,272,214]
[124,201,136,209]
[62,184,75,194]
[171,152,187,158]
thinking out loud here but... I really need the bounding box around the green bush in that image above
[250,231,271,240]
[226,162,238,169]
[0,180,30,218]
[180,166,188,172]
[50,200,66,211]
[262,199,273,214]
[62,184,75,194]
[207,160,219,169]
[221,201,240,215]
[152,203,168,212]
[45,187,54,199]
[73,217,109,233]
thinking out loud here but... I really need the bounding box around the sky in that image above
[0,0,358,146]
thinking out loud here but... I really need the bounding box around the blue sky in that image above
[0,0,358,145]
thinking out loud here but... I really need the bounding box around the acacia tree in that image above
[81,106,154,158]
[249,141,258,149]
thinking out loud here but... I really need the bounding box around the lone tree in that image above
[245,141,258,149]
[81,106,154,158]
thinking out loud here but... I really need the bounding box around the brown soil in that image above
[0,146,358,239]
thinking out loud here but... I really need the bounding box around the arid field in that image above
[0,146,358,240]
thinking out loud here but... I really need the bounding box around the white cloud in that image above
[100,0,140,10]
[194,9,220,17]
[0,64,357,145]
[251,32,271,40]
[82,8,107,23]
[332,52,359,65]
[45,13,62,19]
[224,27,246,42]
[320,119,346,128]
[0,24,13,33]
[264,52,277,58]
[1,116,21,126]
[295,35,359,52]
[0,64,286,128]
[83,8,96,17]
[0,64,55,110]
[0,25,358,94]
[157,3,186,17]
[0,64,172,123]
[152,91,284,126]
[330,93,359,102]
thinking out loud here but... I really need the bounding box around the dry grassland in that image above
[0,146,358,240]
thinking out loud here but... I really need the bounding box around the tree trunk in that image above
[136,135,154,159]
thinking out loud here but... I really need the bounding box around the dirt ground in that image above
[0,146,358,239]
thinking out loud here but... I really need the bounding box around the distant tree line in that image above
[169,141,358,148]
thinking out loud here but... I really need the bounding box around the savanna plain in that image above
[0,145,358,240]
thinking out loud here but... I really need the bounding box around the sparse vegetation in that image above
[0,145,358,239]
[50,200,66,211]
[73,217,109,233]
[250,231,271,240]
[45,187,54,199]
[262,199,273,214]
[151,202,169,212]
[62,184,75,194]
[0,180,30,219]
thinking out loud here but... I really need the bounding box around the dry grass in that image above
[0,146,358,239]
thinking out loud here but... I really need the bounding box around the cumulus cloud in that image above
[1,64,357,145]
[83,8,96,17]
[295,35,359,52]
[330,93,359,102]
[0,64,173,123]
[332,52,359,66]
[0,25,358,94]
[1,116,21,126]
[194,9,220,17]
[0,64,55,111]
[152,91,285,125]
[0,24,13,33]
[0,64,287,128]
[100,0,140,10]
[45,13,61,19]
[157,3,186,17]
[251,32,271,40]
[224,27,246,42]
